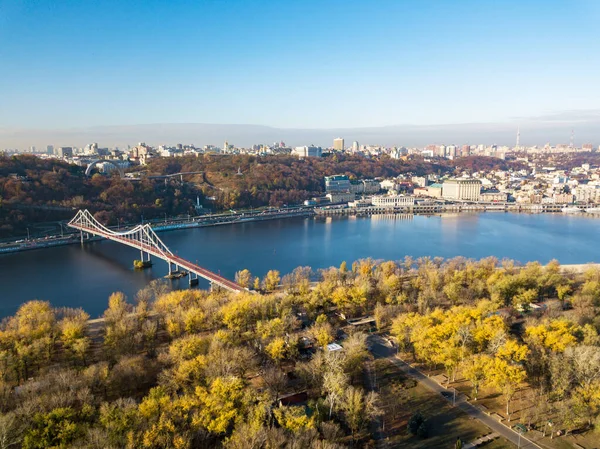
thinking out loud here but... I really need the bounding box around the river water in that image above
[0,212,598,318]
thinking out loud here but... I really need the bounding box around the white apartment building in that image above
[574,185,600,203]
[371,195,415,208]
[292,146,322,158]
[442,179,482,201]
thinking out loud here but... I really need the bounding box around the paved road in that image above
[368,335,541,449]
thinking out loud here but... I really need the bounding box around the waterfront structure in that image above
[371,194,415,208]
[442,179,482,201]
[333,137,344,151]
[292,145,322,158]
[325,175,351,193]
[68,210,244,291]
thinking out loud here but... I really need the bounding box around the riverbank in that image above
[315,202,598,216]
[3,203,600,255]
[0,207,315,255]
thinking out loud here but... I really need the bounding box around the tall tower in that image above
[223,140,228,153]
[516,126,520,148]
[570,129,574,148]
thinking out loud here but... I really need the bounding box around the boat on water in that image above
[585,207,600,214]
[562,206,582,213]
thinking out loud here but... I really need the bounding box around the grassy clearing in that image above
[373,358,516,448]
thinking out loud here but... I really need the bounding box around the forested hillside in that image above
[0,154,520,237]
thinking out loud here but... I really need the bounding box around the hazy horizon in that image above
[2,110,599,150]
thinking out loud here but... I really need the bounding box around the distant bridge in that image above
[68,210,244,292]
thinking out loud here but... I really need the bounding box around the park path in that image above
[368,335,541,449]
[364,359,388,448]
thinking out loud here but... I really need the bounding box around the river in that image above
[1,212,598,318]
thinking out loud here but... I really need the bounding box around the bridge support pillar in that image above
[167,261,179,276]
[189,272,199,287]
[140,250,151,263]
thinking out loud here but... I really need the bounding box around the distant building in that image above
[480,191,508,202]
[380,179,397,192]
[371,195,415,208]
[46,145,54,155]
[352,141,359,152]
[442,179,481,201]
[56,147,73,158]
[325,175,351,193]
[574,185,600,203]
[350,179,380,194]
[326,192,355,203]
[333,137,345,151]
[412,176,427,187]
[292,145,322,158]
[427,183,443,198]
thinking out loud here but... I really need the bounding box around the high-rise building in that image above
[46,145,54,155]
[352,141,359,152]
[223,140,229,153]
[56,147,73,158]
[333,138,345,151]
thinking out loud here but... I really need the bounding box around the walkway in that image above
[68,209,245,292]
[368,335,541,449]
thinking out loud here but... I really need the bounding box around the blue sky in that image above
[1,0,599,130]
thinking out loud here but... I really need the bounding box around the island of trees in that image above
[1,256,600,448]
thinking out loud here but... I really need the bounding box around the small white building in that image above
[371,195,415,208]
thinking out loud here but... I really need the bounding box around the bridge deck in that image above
[70,222,244,292]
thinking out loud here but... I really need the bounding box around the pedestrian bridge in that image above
[68,209,244,292]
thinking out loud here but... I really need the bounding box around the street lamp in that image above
[26,228,30,241]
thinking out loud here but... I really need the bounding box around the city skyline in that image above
[1,113,599,150]
[1,0,599,136]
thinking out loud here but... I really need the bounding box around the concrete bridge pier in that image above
[168,261,179,276]
[189,272,199,287]
[140,249,152,263]
[79,230,91,244]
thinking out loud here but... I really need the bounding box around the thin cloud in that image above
[513,109,600,123]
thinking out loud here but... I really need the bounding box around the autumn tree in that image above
[234,269,252,289]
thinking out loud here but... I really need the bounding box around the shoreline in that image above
[0,208,314,255]
[1,204,599,256]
